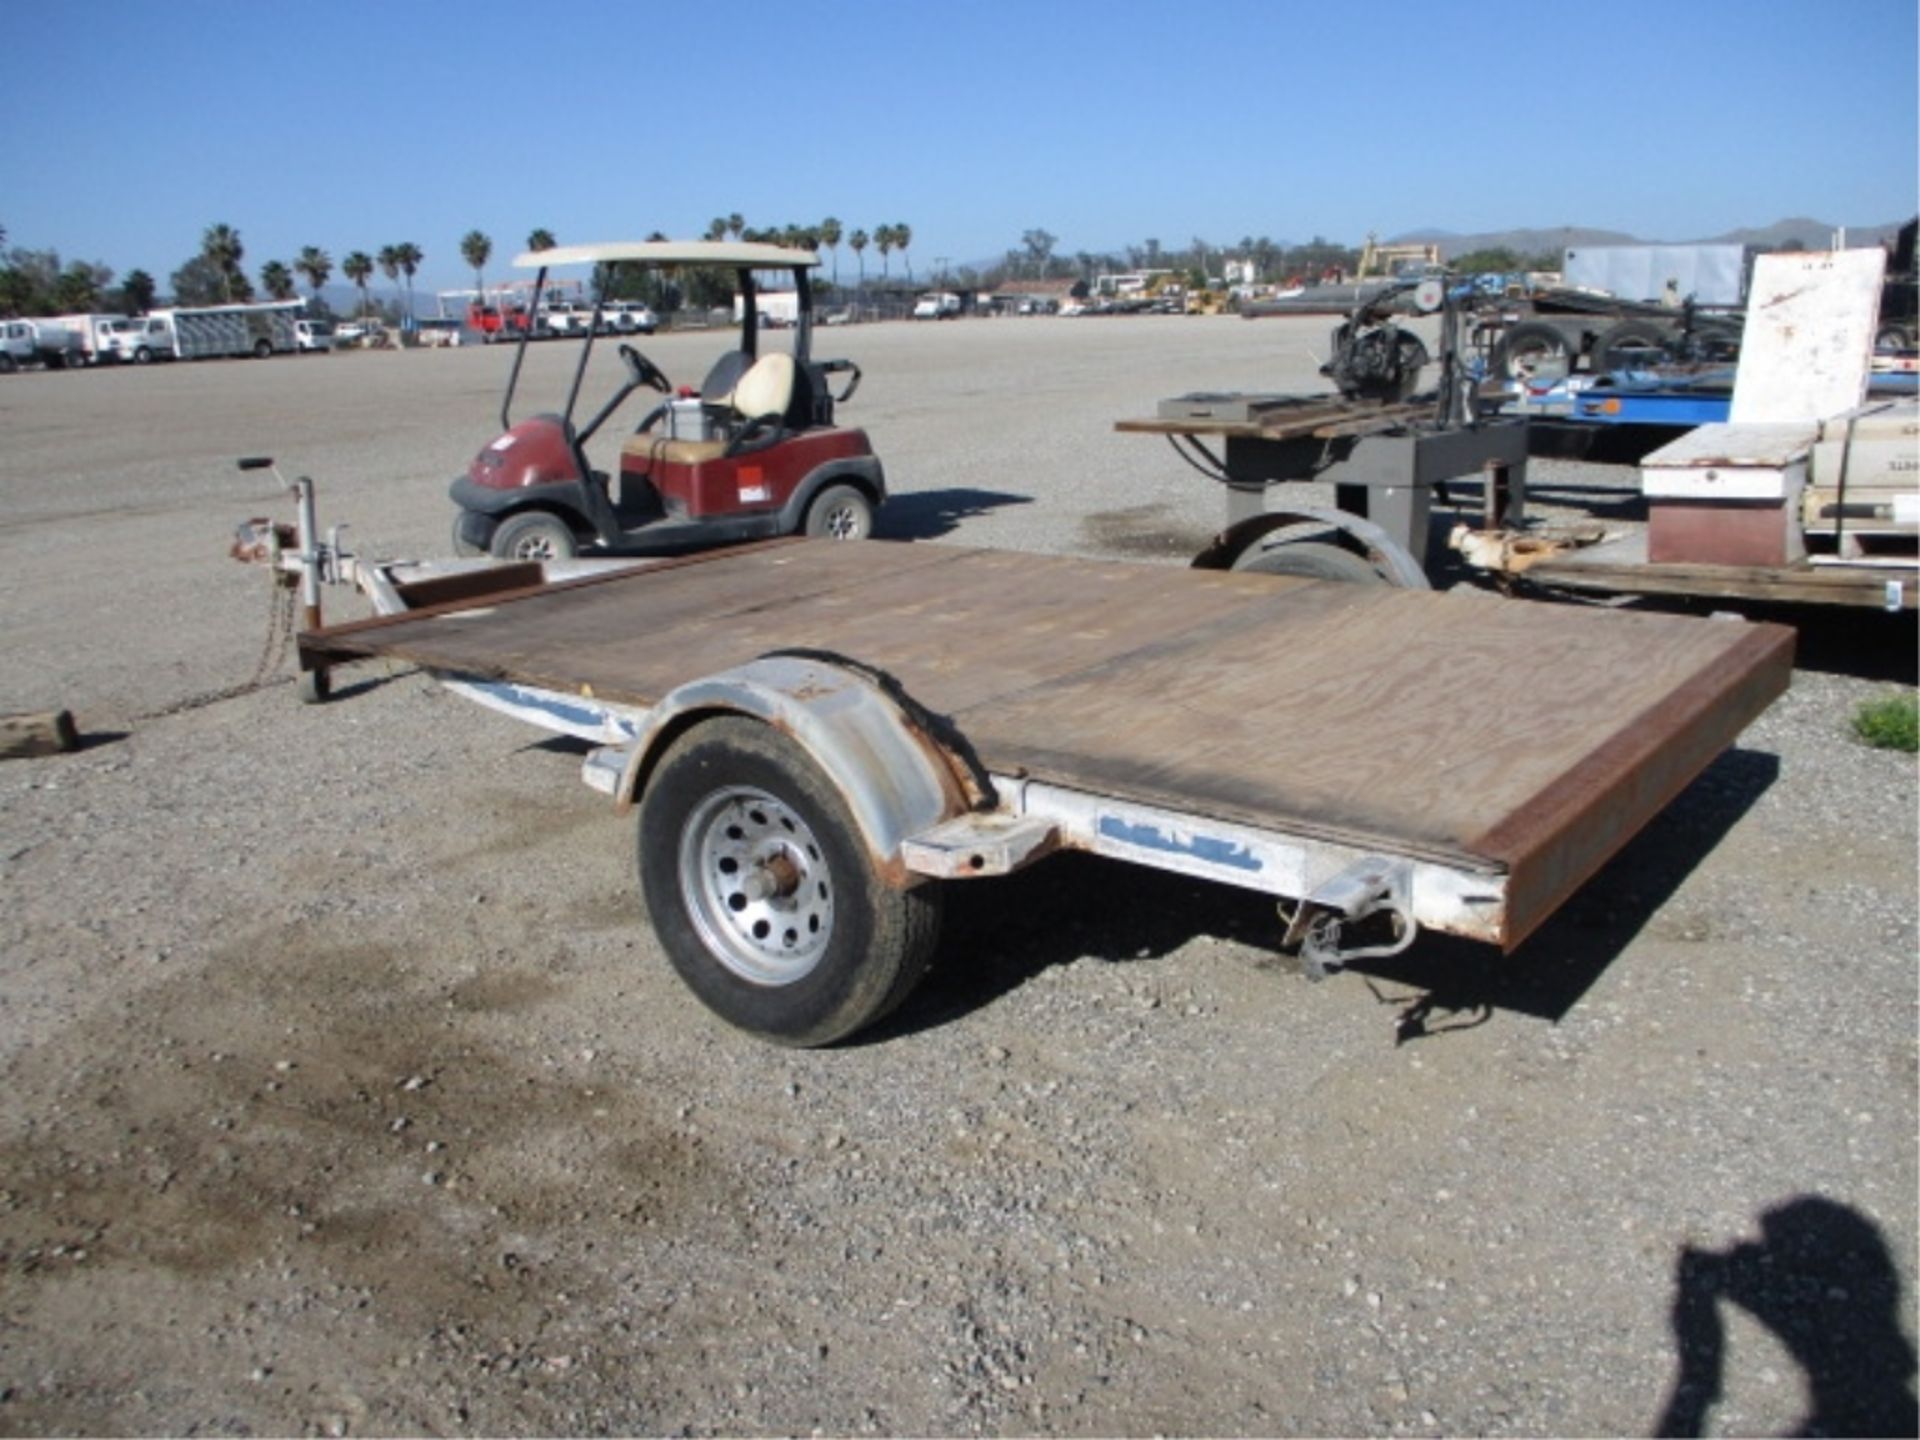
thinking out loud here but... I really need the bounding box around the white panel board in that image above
[1730,249,1887,424]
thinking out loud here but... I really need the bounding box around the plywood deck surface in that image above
[313,541,1792,888]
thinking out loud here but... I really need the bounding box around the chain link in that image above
[136,576,297,721]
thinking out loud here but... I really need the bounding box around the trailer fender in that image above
[609,654,978,886]
[1192,505,1431,588]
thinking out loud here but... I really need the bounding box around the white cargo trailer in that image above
[150,301,303,360]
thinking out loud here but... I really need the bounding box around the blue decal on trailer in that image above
[479,680,638,737]
[1097,815,1263,873]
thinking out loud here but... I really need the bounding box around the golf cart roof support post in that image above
[500,264,547,433]
[795,268,814,362]
[562,269,604,425]
[737,269,759,358]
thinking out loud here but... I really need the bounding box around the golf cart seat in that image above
[631,352,798,465]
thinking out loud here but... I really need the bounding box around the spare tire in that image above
[1490,321,1577,382]
[1589,319,1674,374]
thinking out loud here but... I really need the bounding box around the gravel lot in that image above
[2,316,1915,1437]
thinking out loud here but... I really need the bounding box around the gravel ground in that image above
[1,317,1915,1437]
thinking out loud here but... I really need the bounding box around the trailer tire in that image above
[1233,539,1385,584]
[1490,321,1577,381]
[450,514,488,558]
[488,510,579,561]
[253,338,273,359]
[637,716,942,1047]
[1589,319,1672,374]
[0,353,16,375]
[803,484,873,540]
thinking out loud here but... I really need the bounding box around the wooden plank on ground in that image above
[1,710,78,759]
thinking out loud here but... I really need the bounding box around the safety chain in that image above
[136,575,297,721]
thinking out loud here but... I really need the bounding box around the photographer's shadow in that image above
[1656,1194,1919,1437]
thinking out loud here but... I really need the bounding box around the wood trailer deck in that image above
[305,539,1793,952]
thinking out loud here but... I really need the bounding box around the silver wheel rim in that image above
[510,529,565,561]
[679,785,833,985]
[821,502,864,540]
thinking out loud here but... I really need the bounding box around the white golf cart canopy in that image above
[513,240,820,270]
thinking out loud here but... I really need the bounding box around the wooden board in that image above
[1527,531,1919,609]
[1730,249,1885,424]
[307,541,1793,940]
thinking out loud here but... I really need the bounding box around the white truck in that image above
[100,315,177,364]
[142,302,302,360]
[0,318,84,372]
[52,312,132,365]
[912,291,961,319]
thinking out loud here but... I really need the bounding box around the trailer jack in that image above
[1283,857,1419,978]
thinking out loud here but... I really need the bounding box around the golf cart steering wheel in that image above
[619,343,671,395]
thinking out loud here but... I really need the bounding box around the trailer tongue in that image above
[299,539,1792,1045]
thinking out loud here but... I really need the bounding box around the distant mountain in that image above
[1390,217,1912,260]
[1391,225,1639,257]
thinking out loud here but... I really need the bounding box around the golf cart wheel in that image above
[803,484,873,540]
[1233,540,1384,585]
[637,717,941,1046]
[488,511,579,561]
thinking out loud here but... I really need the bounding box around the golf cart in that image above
[451,240,883,560]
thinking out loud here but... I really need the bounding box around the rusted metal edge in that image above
[1472,623,1795,950]
[1309,403,1429,439]
[391,561,545,611]
[299,536,813,663]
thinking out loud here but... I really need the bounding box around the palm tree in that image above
[849,228,868,297]
[818,216,842,288]
[874,224,894,282]
[394,242,423,320]
[706,217,728,242]
[460,230,491,301]
[342,251,373,319]
[201,222,244,303]
[526,228,556,252]
[294,245,332,304]
[726,213,744,240]
[893,223,912,284]
[259,260,296,302]
[377,245,401,310]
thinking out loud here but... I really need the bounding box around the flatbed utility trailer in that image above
[297,535,1792,1047]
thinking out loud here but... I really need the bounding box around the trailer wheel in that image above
[450,514,488,558]
[1589,319,1672,375]
[488,511,578,561]
[1490,321,1577,381]
[0,353,17,375]
[253,338,273,359]
[1233,540,1385,584]
[803,484,873,540]
[637,717,942,1046]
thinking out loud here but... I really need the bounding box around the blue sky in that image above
[2,0,1914,296]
